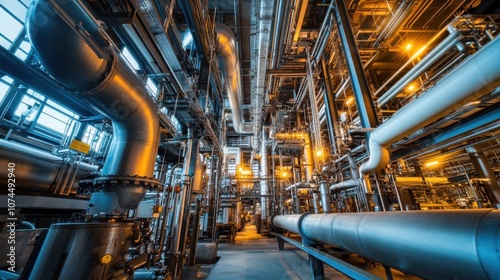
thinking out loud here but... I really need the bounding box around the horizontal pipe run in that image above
[377,32,464,106]
[272,210,500,279]
[329,179,359,191]
[360,35,500,175]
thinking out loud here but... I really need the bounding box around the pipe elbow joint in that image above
[359,139,390,174]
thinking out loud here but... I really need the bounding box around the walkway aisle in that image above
[205,224,349,280]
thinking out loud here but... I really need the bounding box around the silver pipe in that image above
[0,139,97,191]
[27,0,160,178]
[318,181,331,213]
[329,179,359,191]
[216,24,251,134]
[377,31,463,106]
[285,182,310,192]
[360,35,500,175]
[260,138,269,219]
[272,210,500,279]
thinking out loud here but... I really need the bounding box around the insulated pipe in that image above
[26,0,159,178]
[274,132,314,182]
[377,31,464,106]
[285,182,310,192]
[360,35,500,175]
[318,181,331,213]
[216,24,251,134]
[272,210,500,279]
[329,179,359,191]
[0,139,97,191]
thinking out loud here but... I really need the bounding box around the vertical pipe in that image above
[170,127,200,278]
[466,145,500,204]
[261,136,269,219]
[333,0,379,133]
[319,181,332,213]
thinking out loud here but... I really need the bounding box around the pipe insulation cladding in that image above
[272,210,500,279]
[26,0,161,211]
[360,35,500,175]
[26,0,160,179]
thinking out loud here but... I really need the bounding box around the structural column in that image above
[321,58,341,154]
[333,0,378,132]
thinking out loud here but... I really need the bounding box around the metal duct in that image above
[0,139,97,192]
[272,210,500,279]
[27,1,160,207]
[274,132,314,182]
[360,35,500,175]
[216,24,251,134]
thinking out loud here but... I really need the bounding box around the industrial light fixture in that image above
[345,96,354,105]
[425,161,439,167]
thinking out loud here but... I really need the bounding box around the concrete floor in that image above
[188,223,421,280]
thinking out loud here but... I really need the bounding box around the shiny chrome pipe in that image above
[27,0,159,179]
[27,0,160,209]
[216,24,251,134]
[272,210,500,279]
[0,139,97,192]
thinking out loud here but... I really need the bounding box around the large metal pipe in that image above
[329,179,359,191]
[27,0,160,207]
[377,31,464,106]
[318,181,331,213]
[0,139,97,192]
[274,132,314,182]
[216,24,251,134]
[360,35,500,175]
[272,210,500,279]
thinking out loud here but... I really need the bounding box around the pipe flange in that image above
[298,212,317,246]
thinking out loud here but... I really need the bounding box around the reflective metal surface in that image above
[29,223,133,280]
[27,0,160,178]
[0,139,97,191]
[272,210,500,279]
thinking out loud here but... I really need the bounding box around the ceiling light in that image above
[425,161,439,167]
[405,43,412,51]
[346,96,354,105]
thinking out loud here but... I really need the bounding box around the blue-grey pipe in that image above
[26,0,160,178]
[377,31,464,106]
[360,35,500,174]
[272,210,500,279]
